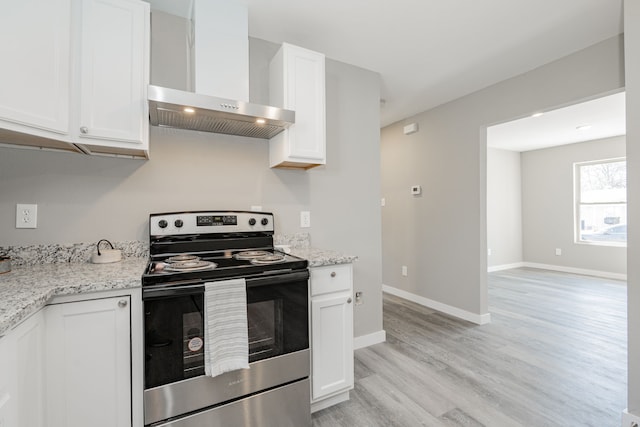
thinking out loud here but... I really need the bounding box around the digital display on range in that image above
[196,215,237,226]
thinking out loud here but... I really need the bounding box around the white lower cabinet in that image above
[0,289,142,427]
[310,264,354,412]
[45,295,132,427]
[0,309,46,427]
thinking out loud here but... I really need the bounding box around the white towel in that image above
[204,279,250,377]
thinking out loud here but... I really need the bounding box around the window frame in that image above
[574,157,627,247]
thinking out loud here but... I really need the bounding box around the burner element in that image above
[166,255,200,263]
[250,254,286,265]
[164,260,217,272]
[234,250,271,260]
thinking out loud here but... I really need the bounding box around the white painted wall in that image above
[521,136,626,276]
[487,148,522,269]
[381,34,623,321]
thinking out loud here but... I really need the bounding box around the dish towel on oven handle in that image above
[204,279,250,377]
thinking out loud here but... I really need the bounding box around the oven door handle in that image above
[143,283,204,299]
[143,270,310,299]
[246,270,309,288]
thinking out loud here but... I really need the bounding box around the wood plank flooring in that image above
[312,268,627,427]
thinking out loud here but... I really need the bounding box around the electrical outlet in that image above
[622,409,640,427]
[555,248,562,256]
[488,248,492,256]
[16,204,37,229]
[300,211,311,228]
[250,205,263,211]
[355,291,363,305]
[402,265,408,276]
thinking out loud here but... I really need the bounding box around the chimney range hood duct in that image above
[148,85,295,139]
[147,0,294,139]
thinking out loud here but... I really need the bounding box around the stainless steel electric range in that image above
[142,211,311,427]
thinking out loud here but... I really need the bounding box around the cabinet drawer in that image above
[310,264,352,297]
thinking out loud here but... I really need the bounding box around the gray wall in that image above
[0,15,383,340]
[522,136,626,274]
[487,148,522,268]
[381,35,624,319]
[624,0,640,416]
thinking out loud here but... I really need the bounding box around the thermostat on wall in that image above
[411,185,422,195]
[404,123,419,135]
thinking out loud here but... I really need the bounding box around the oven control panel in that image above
[150,211,274,236]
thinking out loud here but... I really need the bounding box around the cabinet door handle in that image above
[80,126,89,134]
[347,297,352,304]
[330,272,336,278]
[118,299,128,308]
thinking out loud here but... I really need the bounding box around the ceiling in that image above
[487,91,626,152]
[145,0,624,129]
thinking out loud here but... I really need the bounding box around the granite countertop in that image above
[290,247,357,267]
[0,243,356,337]
[0,257,147,336]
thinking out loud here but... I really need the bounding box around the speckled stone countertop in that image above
[0,236,356,337]
[290,247,357,267]
[0,257,147,336]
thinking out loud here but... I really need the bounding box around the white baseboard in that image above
[488,262,525,272]
[487,261,626,281]
[382,285,491,325]
[311,391,350,413]
[622,409,640,427]
[354,330,386,350]
[522,262,626,281]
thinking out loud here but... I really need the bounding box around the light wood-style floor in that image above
[312,268,627,427]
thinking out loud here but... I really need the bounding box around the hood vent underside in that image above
[148,85,295,139]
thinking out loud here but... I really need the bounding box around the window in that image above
[575,158,627,245]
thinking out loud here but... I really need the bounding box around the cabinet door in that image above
[283,45,325,161]
[0,330,17,427]
[0,310,46,427]
[270,43,326,168]
[0,0,70,134]
[311,292,354,400]
[46,296,132,427]
[14,311,46,427]
[78,0,148,146]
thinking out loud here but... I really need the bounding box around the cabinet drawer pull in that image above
[118,300,128,308]
[80,126,89,134]
[330,272,336,278]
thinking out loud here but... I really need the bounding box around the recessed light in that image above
[184,107,195,113]
[576,124,592,131]
[256,118,266,124]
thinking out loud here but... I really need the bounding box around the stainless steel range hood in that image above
[148,85,294,139]
[147,0,294,139]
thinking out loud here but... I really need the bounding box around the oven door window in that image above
[144,275,308,389]
[145,293,205,388]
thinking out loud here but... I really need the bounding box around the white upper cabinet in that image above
[0,0,149,158]
[0,0,72,145]
[75,0,149,156]
[269,43,326,169]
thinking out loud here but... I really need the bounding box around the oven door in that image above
[143,270,309,425]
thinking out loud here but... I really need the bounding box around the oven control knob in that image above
[174,219,184,228]
[249,218,257,226]
[261,218,269,226]
[158,220,168,229]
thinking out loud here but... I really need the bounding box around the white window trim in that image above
[574,157,627,247]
